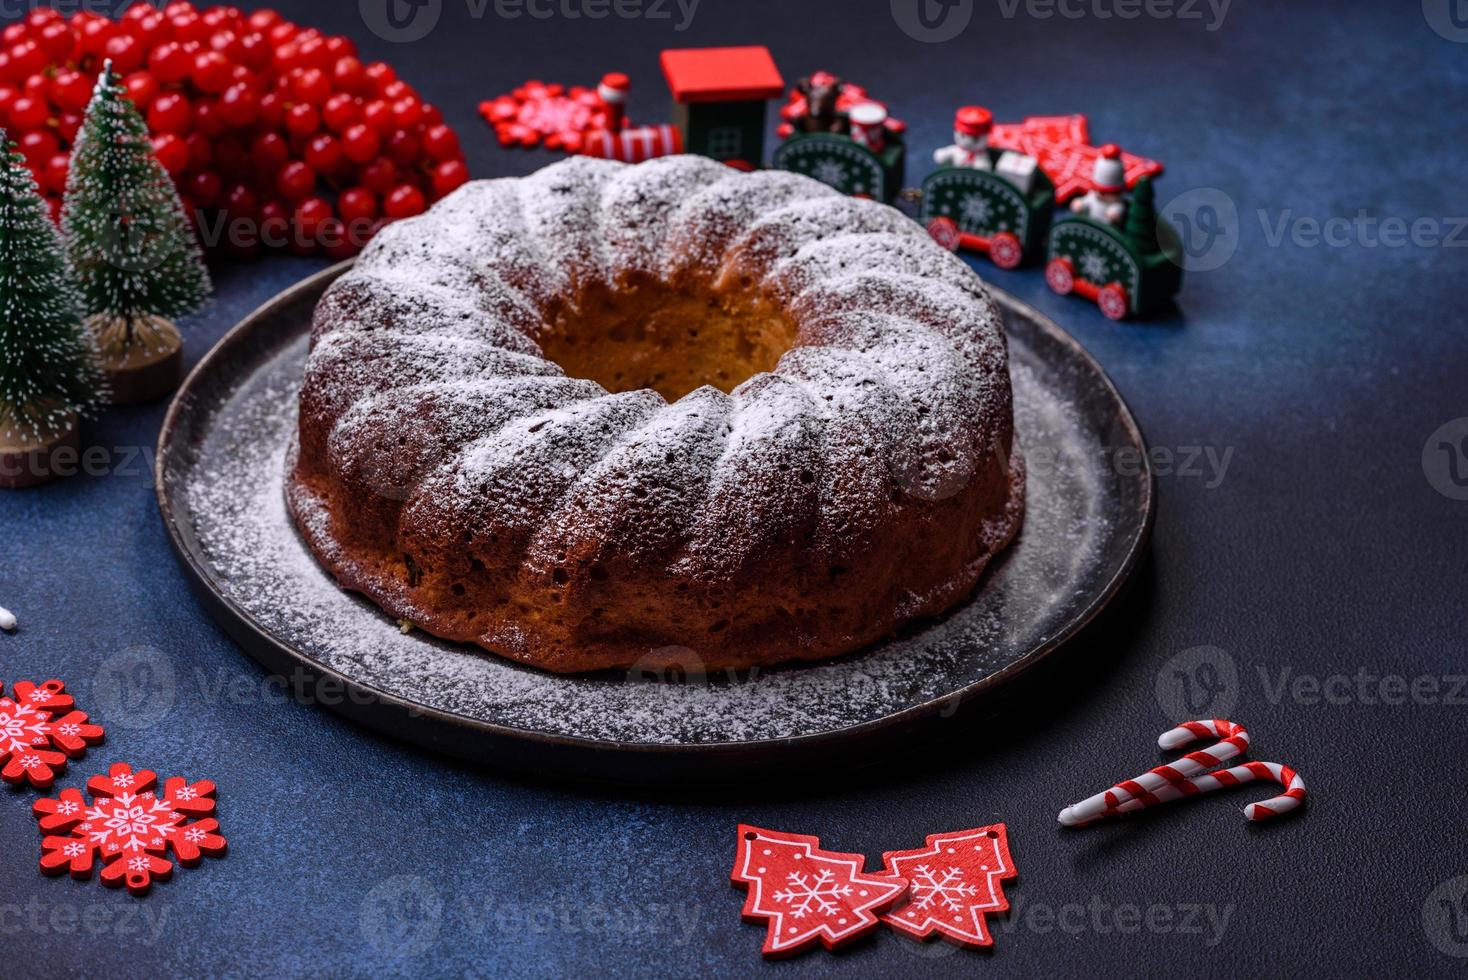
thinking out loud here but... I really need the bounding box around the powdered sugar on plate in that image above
[176,295,1140,748]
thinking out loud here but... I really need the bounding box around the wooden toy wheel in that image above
[1097,283,1130,321]
[1045,257,1075,295]
[926,216,961,252]
[989,232,1023,270]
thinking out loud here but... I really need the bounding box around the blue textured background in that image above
[3,0,1465,975]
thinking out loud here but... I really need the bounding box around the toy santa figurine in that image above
[933,106,993,170]
[1071,144,1128,225]
[597,72,630,131]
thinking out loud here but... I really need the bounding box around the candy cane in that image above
[1099,761,1307,823]
[1057,720,1251,827]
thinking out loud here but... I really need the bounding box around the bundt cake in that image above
[287,155,1025,673]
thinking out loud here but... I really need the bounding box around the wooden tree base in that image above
[91,315,183,405]
[0,412,79,489]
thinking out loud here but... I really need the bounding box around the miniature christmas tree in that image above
[1123,175,1161,253]
[0,133,102,488]
[62,61,210,403]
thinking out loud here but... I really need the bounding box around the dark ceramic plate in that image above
[156,262,1153,782]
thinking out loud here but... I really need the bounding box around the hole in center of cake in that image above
[537,274,799,402]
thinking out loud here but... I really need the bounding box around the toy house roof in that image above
[660,46,785,103]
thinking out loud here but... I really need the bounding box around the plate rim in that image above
[156,260,1155,763]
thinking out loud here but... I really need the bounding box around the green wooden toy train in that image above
[651,47,1182,319]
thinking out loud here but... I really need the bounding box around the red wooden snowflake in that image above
[879,824,1017,949]
[990,114,1162,203]
[478,80,624,153]
[0,679,104,788]
[731,825,908,958]
[33,762,226,896]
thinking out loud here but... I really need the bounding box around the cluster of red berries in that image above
[0,4,469,259]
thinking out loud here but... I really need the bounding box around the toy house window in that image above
[707,127,743,158]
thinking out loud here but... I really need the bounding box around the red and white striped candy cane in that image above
[1100,760,1308,823]
[1057,719,1251,827]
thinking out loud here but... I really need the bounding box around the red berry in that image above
[324,36,356,60]
[186,132,213,170]
[237,31,272,72]
[423,124,460,162]
[250,131,290,172]
[379,80,414,103]
[340,123,379,164]
[44,153,69,194]
[360,98,393,134]
[38,21,76,61]
[247,9,282,32]
[150,132,189,175]
[384,183,425,219]
[79,18,116,57]
[294,195,332,235]
[420,103,444,127]
[9,41,47,79]
[218,83,259,126]
[8,96,48,131]
[276,160,316,201]
[171,11,208,45]
[363,61,396,92]
[148,92,191,134]
[148,41,192,83]
[222,182,258,218]
[52,70,92,113]
[304,133,342,174]
[337,186,377,224]
[391,97,423,129]
[257,90,285,129]
[193,98,226,137]
[124,71,160,111]
[296,36,330,71]
[22,75,50,102]
[193,51,232,93]
[431,160,469,198]
[104,34,145,74]
[291,67,330,105]
[386,129,420,166]
[284,102,320,137]
[57,112,82,143]
[360,157,398,194]
[321,93,358,133]
[18,130,59,166]
[332,56,364,93]
[186,170,222,207]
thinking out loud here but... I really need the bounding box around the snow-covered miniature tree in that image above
[61,61,209,369]
[0,133,101,448]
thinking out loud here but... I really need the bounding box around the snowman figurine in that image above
[1071,144,1128,225]
[933,106,993,170]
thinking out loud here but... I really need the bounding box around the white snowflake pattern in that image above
[772,869,852,919]
[909,865,980,912]
[958,193,992,227]
[85,792,183,855]
[1,701,50,754]
[1080,249,1110,282]
[812,159,848,187]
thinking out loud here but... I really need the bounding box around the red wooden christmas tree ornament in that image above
[731,825,908,958]
[0,679,104,789]
[879,824,1017,949]
[33,762,226,897]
